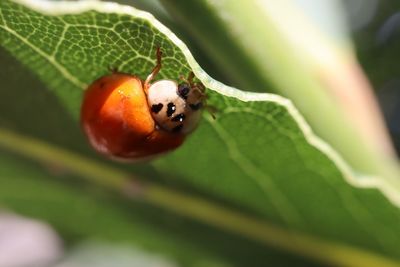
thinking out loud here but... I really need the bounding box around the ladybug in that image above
[81,47,206,161]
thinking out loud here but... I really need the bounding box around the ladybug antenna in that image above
[144,47,162,92]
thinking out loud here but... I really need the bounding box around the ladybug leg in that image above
[191,83,207,99]
[108,65,120,73]
[181,72,205,96]
[187,72,206,96]
[144,46,163,92]
[205,104,218,120]
[187,71,195,87]
[190,81,216,119]
[179,72,197,87]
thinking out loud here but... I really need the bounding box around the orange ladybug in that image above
[81,48,206,161]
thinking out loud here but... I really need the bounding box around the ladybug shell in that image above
[81,73,185,160]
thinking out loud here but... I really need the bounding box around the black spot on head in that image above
[172,113,186,122]
[151,103,163,114]
[178,83,190,99]
[189,102,203,111]
[172,124,183,132]
[166,102,176,117]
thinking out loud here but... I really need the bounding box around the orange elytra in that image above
[80,47,206,161]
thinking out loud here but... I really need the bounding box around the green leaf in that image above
[160,0,400,183]
[0,1,400,266]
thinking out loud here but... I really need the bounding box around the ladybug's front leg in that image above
[144,47,163,93]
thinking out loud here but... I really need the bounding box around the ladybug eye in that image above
[178,83,190,99]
